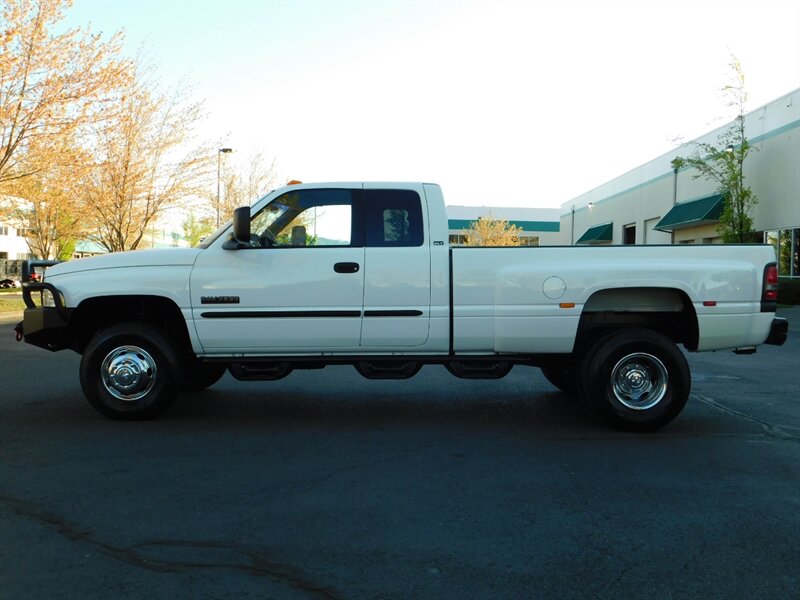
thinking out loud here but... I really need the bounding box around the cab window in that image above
[364,190,424,247]
[250,189,360,247]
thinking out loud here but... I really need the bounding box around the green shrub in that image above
[778,279,800,305]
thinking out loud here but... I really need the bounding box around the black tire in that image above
[541,364,577,395]
[80,322,183,420]
[183,362,227,391]
[577,328,690,431]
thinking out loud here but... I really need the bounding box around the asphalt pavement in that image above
[0,308,798,599]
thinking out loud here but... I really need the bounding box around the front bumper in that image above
[20,306,72,351]
[765,317,788,346]
[17,259,71,352]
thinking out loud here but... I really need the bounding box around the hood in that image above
[45,247,203,278]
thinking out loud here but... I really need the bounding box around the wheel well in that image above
[68,295,193,356]
[576,287,699,353]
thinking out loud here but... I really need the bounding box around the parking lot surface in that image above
[1,309,798,599]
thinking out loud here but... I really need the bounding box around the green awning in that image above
[448,219,560,233]
[654,194,724,232]
[576,222,613,245]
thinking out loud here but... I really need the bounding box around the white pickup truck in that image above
[17,182,788,430]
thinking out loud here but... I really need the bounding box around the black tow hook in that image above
[14,321,23,342]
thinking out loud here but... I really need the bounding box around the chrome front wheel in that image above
[101,345,158,401]
[80,323,182,420]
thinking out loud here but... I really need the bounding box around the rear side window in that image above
[364,190,424,247]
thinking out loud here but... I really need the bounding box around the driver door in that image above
[190,186,365,354]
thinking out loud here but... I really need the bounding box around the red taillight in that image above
[763,263,779,302]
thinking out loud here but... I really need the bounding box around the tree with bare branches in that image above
[81,58,212,252]
[217,149,278,218]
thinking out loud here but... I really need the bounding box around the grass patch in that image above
[0,297,25,312]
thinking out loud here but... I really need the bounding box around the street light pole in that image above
[216,147,233,227]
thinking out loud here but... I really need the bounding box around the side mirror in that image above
[222,206,252,249]
[232,206,251,242]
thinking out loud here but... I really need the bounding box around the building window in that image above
[795,229,800,278]
[0,252,7,259]
[518,235,539,246]
[766,228,799,278]
[0,225,8,236]
[623,224,636,245]
[449,234,467,245]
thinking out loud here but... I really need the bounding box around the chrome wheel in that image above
[100,345,157,401]
[610,352,668,411]
[579,329,690,431]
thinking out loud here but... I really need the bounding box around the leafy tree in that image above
[0,0,129,187]
[57,238,76,260]
[778,229,792,275]
[670,58,758,243]
[182,210,214,247]
[465,215,522,246]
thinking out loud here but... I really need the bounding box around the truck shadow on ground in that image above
[174,387,595,428]
[2,365,746,439]
[164,378,733,440]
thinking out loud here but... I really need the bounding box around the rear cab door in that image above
[360,184,431,348]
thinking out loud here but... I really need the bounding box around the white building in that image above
[558,88,799,278]
[0,196,32,261]
[0,221,32,261]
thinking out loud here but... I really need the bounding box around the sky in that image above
[62,0,800,210]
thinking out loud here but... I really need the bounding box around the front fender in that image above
[47,266,193,309]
